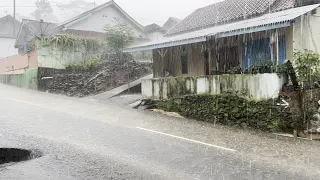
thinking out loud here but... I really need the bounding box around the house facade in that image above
[0,15,20,59]
[162,17,181,32]
[125,0,320,100]
[59,0,145,39]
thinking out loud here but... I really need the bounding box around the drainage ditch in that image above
[0,148,42,165]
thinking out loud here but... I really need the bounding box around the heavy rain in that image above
[1,0,320,179]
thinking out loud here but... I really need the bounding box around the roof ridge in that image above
[59,0,144,31]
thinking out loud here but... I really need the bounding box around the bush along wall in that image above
[153,93,304,133]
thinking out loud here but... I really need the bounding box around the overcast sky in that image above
[0,0,221,26]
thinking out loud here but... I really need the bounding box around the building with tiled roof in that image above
[167,0,296,36]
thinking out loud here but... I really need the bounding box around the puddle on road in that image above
[0,148,42,166]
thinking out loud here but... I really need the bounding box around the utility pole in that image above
[13,0,16,36]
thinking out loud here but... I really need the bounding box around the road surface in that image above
[0,84,320,179]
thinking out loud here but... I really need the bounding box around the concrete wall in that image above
[0,53,38,74]
[0,37,18,59]
[142,73,285,100]
[67,5,144,38]
[0,68,38,89]
[37,40,99,69]
[293,8,320,54]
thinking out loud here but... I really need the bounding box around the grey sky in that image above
[0,0,221,26]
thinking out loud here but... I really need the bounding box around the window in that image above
[242,38,271,70]
[278,36,286,64]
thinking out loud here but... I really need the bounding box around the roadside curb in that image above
[269,133,315,142]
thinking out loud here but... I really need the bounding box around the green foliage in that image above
[57,0,93,19]
[245,60,274,74]
[294,50,320,84]
[39,35,102,52]
[35,0,53,14]
[275,63,289,74]
[104,20,134,53]
[32,0,57,22]
[66,56,102,72]
[153,94,303,132]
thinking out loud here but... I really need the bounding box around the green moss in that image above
[152,93,304,132]
[166,77,189,98]
[1,68,38,89]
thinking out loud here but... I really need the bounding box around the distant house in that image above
[58,0,146,39]
[15,19,60,54]
[162,17,181,32]
[144,23,166,41]
[125,0,320,100]
[0,15,20,59]
[14,19,104,70]
[143,17,181,41]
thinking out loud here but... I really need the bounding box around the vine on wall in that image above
[36,35,103,68]
[37,35,102,51]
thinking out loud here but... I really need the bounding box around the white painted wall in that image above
[142,74,285,100]
[67,5,144,38]
[146,32,165,41]
[293,8,320,54]
[0,38,18,59]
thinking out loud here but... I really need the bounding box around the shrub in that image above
[153,94,304,132]
[294,50,320,85]
[66,56,102,72]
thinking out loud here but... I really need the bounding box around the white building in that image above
[0,15,20,59]
[58,0,146,39]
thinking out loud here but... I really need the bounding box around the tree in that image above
[57,0,95,21]
[103,20,134,54]
[32,0,57,22]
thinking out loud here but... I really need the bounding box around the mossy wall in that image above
[154,94,303,133]
[142,73,285,100]
[0,68,38,89]
[37,39,101,69]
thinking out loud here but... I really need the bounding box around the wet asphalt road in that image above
[0,84,320,179]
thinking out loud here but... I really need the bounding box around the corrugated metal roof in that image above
[124,4,320,52]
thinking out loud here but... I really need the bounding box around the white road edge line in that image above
[3,97,44,107]
[136,127,236,152]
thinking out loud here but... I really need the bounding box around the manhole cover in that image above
[0,148,42,165]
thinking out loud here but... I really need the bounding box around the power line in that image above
[0,0,64,8]
[13,0,15,36]
[0,5,61,7]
